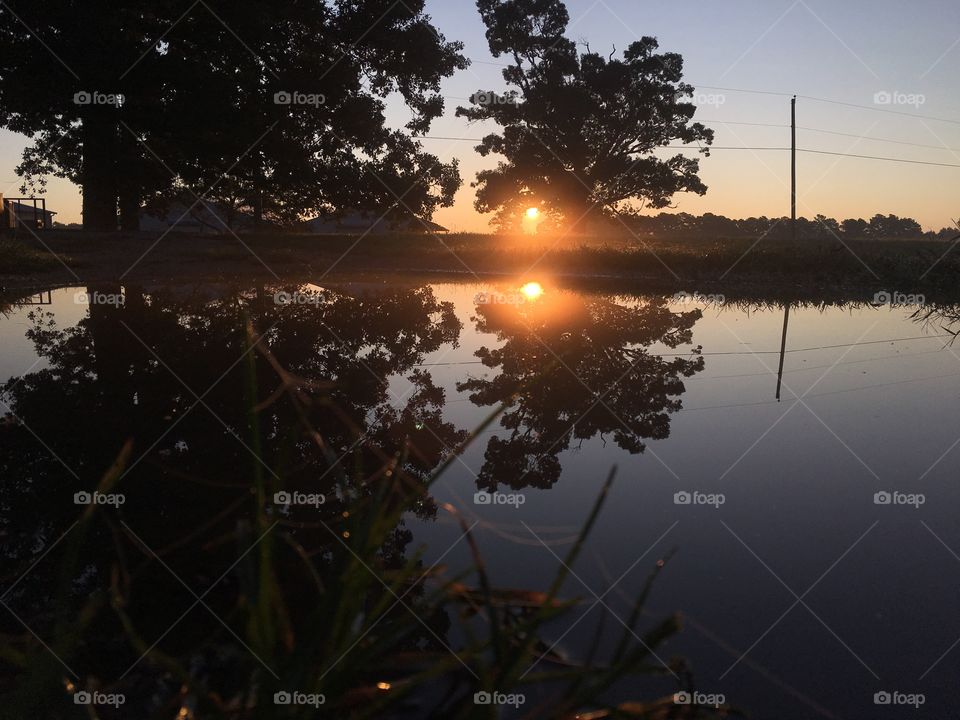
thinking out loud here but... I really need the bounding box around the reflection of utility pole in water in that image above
[777,97,797,401]
[776,303,790,400]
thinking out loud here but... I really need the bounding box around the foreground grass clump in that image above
[1,315,728,720]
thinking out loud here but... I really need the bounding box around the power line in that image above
[690,85,960,126]
[448,67,960,126]
[798,126,960,153]
[419,136,960,167]
[798,94,960,127]
[435,114,960,153]
[796,148,960,168]
[657,145,960,168]
[699,120,960,153]
[424,112,960,166]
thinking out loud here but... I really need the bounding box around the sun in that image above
[525,207,540,219]
[520,281,544,301]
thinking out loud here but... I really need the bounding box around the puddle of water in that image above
[2,280,957,718]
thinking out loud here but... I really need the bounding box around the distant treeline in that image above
[625,212,958,240]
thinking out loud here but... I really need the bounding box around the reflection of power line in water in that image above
[413,334,954,366]
[709,345,950,379]
[682,369,960,413]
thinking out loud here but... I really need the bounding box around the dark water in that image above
[2,281,959,719]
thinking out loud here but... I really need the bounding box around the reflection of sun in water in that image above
[525,207,540,219]
[520,281,544,301]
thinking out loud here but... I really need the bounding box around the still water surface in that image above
[2,281,958,718]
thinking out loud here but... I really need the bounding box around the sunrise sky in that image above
[2,0,959,232]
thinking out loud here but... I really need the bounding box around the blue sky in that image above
[3,0,959,230]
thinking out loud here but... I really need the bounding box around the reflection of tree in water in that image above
[459,290,704,490]
[0,284,464,714]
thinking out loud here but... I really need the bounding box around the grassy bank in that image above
[1,229,956,294]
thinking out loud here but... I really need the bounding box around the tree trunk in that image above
[118,129,141,231]
[119,184,140,231]
[81,109,118,231]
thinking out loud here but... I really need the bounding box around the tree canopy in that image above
[457,0,714,230]
[0,1,467,229]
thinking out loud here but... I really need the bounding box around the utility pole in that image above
[791,95,797,242]
[777,96,797,401]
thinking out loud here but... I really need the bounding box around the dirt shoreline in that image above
[2,230,956,303]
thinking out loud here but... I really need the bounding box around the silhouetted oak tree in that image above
[0,2,466,230]
[457,0,714,230]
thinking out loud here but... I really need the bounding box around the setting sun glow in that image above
[525,207,540,219]
[520,281,544,301]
